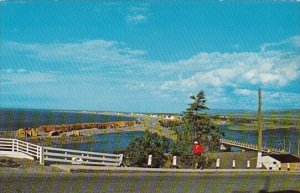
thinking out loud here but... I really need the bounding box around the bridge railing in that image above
[0,138,123,167]
[220,138,285,154]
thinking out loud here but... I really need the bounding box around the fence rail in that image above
[43,146,123,166]
[220,138,286,154]
[0,138,123,167]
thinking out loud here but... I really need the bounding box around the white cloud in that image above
[17,69,26,73]
[3,36,300,110]
[234,89,256,96]
[126,5,149,24]
[161,50,300,92]
[260,35,300,52]
[5,69,13,73]
[1,69,57,84]
[232,89,300,109]
[6,40,145,65]
[126,14,147,24]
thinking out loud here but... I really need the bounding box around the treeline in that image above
[211,111,300,126]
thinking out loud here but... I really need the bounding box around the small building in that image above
[261,154,300,171]
[17,128,38,138]
[165,115,175,120]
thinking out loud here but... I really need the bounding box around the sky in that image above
[0,0,300,113]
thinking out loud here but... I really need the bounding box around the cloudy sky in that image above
[0,1,299,113]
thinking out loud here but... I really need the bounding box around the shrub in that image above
[124,131,170,167]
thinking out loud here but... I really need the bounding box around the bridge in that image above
[0,138,123,166]
[220,138,287,154]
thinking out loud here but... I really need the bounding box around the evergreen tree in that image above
[172,90,223,168]
[183,90,222,149]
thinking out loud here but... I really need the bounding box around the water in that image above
[60,127,300,154]
[221,125,300,154]
[0,108,134,131]
[1,109,299,154]
[60,131,145,153]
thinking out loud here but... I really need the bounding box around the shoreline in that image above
[0,124,177,146]
[225,124,300,131]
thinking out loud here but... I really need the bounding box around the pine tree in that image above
[171,90,223,168]
[185,90,222,148]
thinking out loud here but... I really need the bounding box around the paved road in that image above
[0,171,299,193]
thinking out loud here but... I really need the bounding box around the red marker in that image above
[192,141,204,155]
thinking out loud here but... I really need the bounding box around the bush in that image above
[124,131,170,167]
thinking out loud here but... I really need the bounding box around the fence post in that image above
[298,139,300,155]
[232,160,236,169]
[12,139,15,152]
[119,154,124,166]
[86,154,89,163]
[39,146,44,165]
[287,163,290,171]
[26,143,29,153]
[147,155,152,167]
[16,140,19,152]
[36,147,39,159]
[216,159,220,169]
[172,156,177,168]
[247,160,250,169]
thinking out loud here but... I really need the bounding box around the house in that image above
[165,115,175,120]
[17,128,38,138]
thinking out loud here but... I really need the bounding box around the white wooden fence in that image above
[0,138,123,167]
[43,146,123,166]
[0,138,43,164]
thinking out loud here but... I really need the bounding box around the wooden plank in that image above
[43,158,120,166]
[44,152,121,163]
[17,143,39,150]
[0,147,12,150]
[0,144,13,147]
[0,138,14,141]
[18,148,38,155]
[0,141,13,145]
[17,150,37,157]
[17,141,40,148]
[44,146,121,157]
[18,146,38,152]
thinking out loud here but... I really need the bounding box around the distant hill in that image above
[206,109,300,116]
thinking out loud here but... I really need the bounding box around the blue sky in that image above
[0,0,300,113]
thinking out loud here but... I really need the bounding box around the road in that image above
[0,171,299,193]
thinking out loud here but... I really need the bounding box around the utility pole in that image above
[258,88,263,151]
[257,88,263,168]
[298,139,300,155]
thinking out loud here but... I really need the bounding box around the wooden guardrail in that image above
[0,138,43,164]
[43,146,123,166]
[0,138,123,167]
[220,138,286,154]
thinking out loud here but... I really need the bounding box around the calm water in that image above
[60,127,300,154]
[0,108,134,131]
[1,109,299,154]
[220,126,300,154]
[60,131,145,153]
